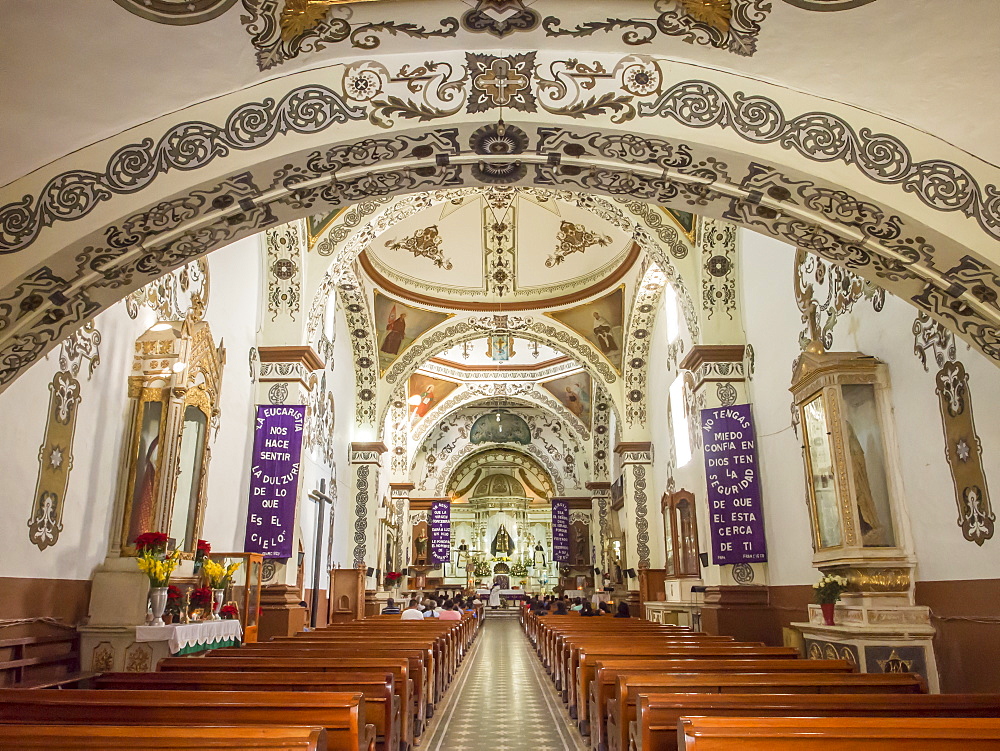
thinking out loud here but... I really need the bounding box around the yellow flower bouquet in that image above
[136,549,181,587]
[203,557,242,589]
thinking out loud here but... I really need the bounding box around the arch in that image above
[434,443,563,497]
[1,53,998,395]
[411,389,590,454]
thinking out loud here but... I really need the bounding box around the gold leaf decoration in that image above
[678,0,731,35]
[280,0,335,42]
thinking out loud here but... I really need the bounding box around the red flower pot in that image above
[820,602,836,626]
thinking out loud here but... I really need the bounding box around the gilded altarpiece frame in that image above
[115,313,225,556]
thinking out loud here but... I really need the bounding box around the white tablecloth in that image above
[476,589,525,597]
[135,620,243,655]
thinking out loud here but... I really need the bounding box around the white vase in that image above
[149,586,169,626]
[212,589,225,620]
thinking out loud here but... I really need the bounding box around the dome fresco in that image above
[470,473,528,501]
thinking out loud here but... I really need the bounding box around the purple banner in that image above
[552,499,570,563]
[430,501,451,564]
[700,404,768,565]
[245,405,306,559]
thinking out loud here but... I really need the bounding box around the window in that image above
[664,284,679,343]
[670,374,691,467]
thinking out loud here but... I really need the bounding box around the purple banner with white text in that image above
[245,405,305,559]
[700,403,768,565]
[430,501,451,564]
[552,499,570,563]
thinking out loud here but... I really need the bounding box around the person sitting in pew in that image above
[570,598,584,612]
[381,598,401,615]
[401,599,424,620]
[598,601,613,615]
[554,600,569,615]
[614,601,630,618]
[439,600,461,621]
[423,599,441,618]
[580,602,597,617]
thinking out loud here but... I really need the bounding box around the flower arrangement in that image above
[219,603,240,620]
[203,558,242,589]
[813,573,849,604]
[189,586,213,611]
[165,585,183,616]
[135,531,169,555]
[473,558,491,577]
[385,571,402,583]
[510,558,528,577]
[136,549,181,587]
[196,539,211,557]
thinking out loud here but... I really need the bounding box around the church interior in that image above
[0,0,999,748]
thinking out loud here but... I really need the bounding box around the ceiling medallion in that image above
[470,121,529,185]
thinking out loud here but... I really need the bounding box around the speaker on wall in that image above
[366,566,375,577]
[625,568,636,579]
[401,568,409,576]
[699,553,709,568]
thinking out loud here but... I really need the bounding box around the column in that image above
[679,343,771,642]
[349,441,388,570]
[253,344,323,640]
[613,441,653,613]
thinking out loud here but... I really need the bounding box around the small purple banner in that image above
[245,405,306,559]
[552,499,570,563]
[700,404,768,566]
[430,501,451,564]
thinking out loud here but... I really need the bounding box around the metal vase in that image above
[149,586,169,626]
[212,588,225,620]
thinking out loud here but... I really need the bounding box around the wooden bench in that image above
[223,642,436,706]
[678,716,1000,750]
[0,688,375,751]
[0,633,95,688]
[586,659,855,750]
[606,672,926,751]
[0,724,328,750]
[633,693,1000,751]
[94,671,401,751]
[568,645,800,720]
[158,657,417,746]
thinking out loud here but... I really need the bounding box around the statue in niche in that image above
[574,525,589,565]
[533,543,546,568]
[492,525,514,557]
[847,420,885,545]
[415,530,428,562]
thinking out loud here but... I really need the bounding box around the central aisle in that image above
[423,614,586,750]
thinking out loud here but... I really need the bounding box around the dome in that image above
[471,474,527,500]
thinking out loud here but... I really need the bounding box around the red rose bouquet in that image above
[189,586,213,610]
[135,531,169,555]
[385,571,402,583]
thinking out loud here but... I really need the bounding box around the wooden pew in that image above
[0,689,374,751]
[678,716,1000,750]
[0,724,328,750]
[633,693,1000,751]
[586,659,855,749]
[94,671,401,751]
[158,657,417,747]
[225,642,436,702]
[569,645,800,722]
[605,672,926,751]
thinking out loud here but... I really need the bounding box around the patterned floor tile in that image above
[423,617,586,750]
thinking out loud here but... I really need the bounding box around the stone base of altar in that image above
[79,620,242,673]
[793,601,939,692]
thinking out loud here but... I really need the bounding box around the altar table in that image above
[135,620,243,656]
[476,589,526,600]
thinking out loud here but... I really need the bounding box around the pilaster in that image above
[350,442,388,571]
[614,442,654,580]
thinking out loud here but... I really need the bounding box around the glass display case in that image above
[791,349,905,565]
[211,552,264,643]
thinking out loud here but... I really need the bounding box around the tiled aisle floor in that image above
[423,614,587,750]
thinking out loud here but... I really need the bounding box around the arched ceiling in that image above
[357,187,638,309]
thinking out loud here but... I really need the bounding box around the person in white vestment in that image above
[488,583,502,609]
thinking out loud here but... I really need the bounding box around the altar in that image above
[477,589,526,601]
[81,619,242,673]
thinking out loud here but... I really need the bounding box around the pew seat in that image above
[632,693,1000,751]
[0,724,328,750]
[678,716,1000,749]
[0,689,375,751]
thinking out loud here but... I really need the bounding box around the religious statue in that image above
[532,543,546,568]
[574,526,589,565]
[455,538,469,567]
[491,525,514,557]
[415,531,428,561]
[847,420,886,545]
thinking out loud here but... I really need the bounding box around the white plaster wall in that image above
[740,229,1000,585]
[0,236,260,581]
